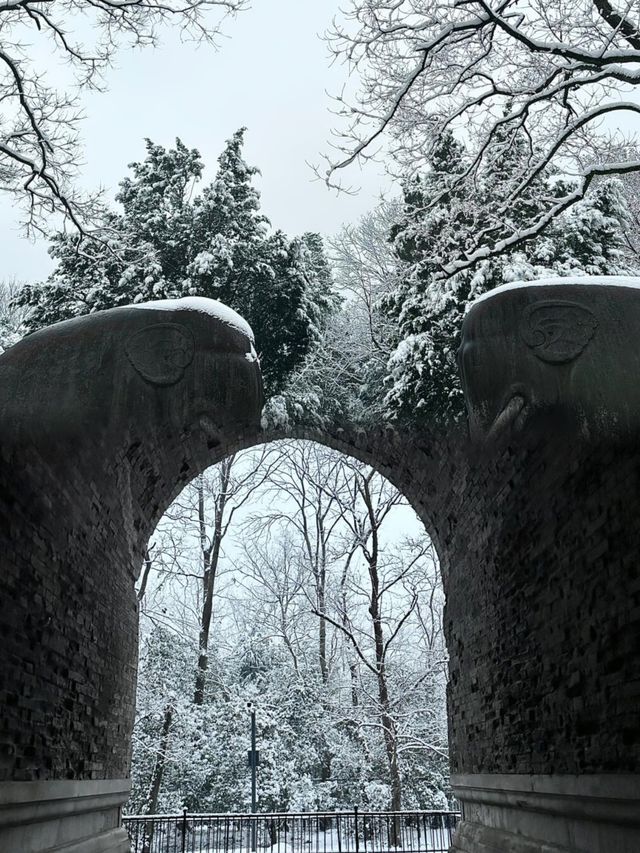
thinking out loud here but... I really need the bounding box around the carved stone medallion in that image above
[520,300,598,364]
[125,323,195,385]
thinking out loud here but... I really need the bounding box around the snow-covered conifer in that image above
[19,131,334,394]
[382,136,640,426]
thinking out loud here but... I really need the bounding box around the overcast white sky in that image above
[0,1,390,283]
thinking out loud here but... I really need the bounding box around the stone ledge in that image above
[49,826,130,853]
[0,779,131,801]
[451,773,640,799]
[0,779,131,853]
[450,774,640,853]
[450,820,582,853]
[450,773,640,824]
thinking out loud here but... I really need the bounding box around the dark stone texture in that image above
[459,282,640,440]
[0,283,639,809]
[444,432,640,775]
[0,302,263,782]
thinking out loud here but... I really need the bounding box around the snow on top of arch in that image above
[469,276,640,311]
[132,296,254,341]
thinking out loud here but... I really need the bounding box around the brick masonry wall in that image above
[0,441,139,781]
[223,425,640,776]
[0,304,265,783]
[0,308,638,786]
[445,432,640,775]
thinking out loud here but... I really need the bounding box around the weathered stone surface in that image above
[0,284,639,853]
[0,301,263,788]
[459,281,640,440]
[449,773,640,853]
[0,779,130,852]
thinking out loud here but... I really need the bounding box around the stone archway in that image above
[0,283,639,853]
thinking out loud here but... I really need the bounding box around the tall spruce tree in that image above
[19,130,335,394]
[382,131,638,426]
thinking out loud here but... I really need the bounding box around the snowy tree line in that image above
[131,442,450,816]
[4,120,640,423]
[2,0,640,264]
[274,130,640,428]
[322,0,640,272]
[16,130,336,395]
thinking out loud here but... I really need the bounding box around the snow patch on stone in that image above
[469,276,640,310]
[132,296,254,341]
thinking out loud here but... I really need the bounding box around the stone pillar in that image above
[0,299,263,852]
[448,279,640,852]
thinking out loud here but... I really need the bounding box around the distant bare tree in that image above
[241,441,448,804]
[233,535,310,676]
[136,447,282,704]
[316,460,406,822]
[330,198,401,320]
[0,278,28,352]
[306,455,448,819]
[0,0,248,236]
[328,197,400,362]
[166,451,280,705]
[324,0,640,275]
[244,441,349,685]
[272,201,401,429]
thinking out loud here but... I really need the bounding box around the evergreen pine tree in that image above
[18,131,334,394]
[382,131,639,426]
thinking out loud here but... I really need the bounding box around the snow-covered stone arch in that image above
[0,284,639,853]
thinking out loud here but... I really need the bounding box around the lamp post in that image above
[247,702,258,852]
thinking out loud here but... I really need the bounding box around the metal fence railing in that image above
[122,808,461,853]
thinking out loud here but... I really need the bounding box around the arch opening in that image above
[131,437,452,821]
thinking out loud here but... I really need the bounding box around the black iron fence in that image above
[122,809,460,853]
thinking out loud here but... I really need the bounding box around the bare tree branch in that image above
[323,0,640,271]
[0,0,249,236]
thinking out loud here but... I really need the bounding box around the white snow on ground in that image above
[132,296,255,341]
[469,276,640,309]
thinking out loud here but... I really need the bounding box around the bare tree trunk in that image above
[193,459,233,705]
[243,443,345,687]
[360,475,403,832]
[144,703,173,851]
[302,487,331,685]
[317,554,329,685]
[349,663,359,708]
[137,548,153,603]
[340,549,360,708]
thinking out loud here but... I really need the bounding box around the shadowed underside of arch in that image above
[0,284,639,853]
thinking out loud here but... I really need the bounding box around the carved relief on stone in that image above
[520,301,598,364]
[125,323,195,386]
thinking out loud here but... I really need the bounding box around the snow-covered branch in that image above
[324,0,640,268]
[0,0,248,236]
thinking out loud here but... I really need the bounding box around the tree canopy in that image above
[19,131,337,394]
[0,0,248,236]
[274,130,638,429]
[323,0,640,273]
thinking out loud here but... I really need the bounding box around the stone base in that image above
[450,774,640,853]
[450,821,581,853]
[0,779,130,853]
